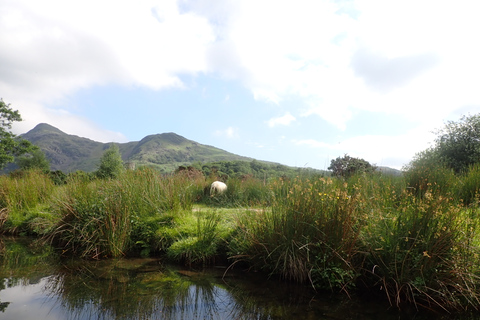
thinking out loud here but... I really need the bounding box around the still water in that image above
[0,237,476,320]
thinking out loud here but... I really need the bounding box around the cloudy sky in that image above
[1,0,480,170]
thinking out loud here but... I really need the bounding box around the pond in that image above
[0,237,477,320]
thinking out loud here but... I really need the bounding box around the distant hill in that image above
[376,166,403,176]
[20,123,254,173]
[15,123,402,176]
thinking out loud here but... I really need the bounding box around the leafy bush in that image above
[328,154,376,178]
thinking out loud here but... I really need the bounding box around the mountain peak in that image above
[19,123,252,173]
[28,123,65,135]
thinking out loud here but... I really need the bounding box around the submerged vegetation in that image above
[1,164,480,314]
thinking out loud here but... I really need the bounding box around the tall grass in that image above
[360,188,480,310]
[201,176,273,207]
[46,168,204,258]
[2,165,480,312]
[229,176,361,292]
[0,170,55,234]
[456,163,480,206]
[166,211,223,265]
[228,172,480,311]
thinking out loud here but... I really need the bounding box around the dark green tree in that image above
[433,114,480,173]
[95,144,124,179]
[328,154,376,178]
[0,99,35,169]
[15,148,50,171]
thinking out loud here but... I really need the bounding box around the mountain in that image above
[376,166,403,176]
[20,123,253,173]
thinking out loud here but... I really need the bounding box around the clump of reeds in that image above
[403,161,458,199]
[456,163,480,206]
[166,210,223,265]
[359,178,480,311]
[0,170,55,234]
[229,176,361,292]
[46,167,203,258]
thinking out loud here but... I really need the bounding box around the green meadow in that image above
[1,164,480,313]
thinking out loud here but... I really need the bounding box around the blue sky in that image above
[2,1,480,170]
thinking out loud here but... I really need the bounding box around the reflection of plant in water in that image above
[0,237,59,314]
[0,237,58,278]
[43,260,231,319]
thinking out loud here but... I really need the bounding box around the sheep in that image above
[210,181,227,196]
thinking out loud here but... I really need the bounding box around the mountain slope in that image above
[20,123,252,173]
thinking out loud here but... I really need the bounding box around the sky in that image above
[1,0,480,171]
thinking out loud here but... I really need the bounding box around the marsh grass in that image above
[456,163,480,206]
[166,211,223,265]
[229,176,361,291]
[46,168,204,258]
[0,170,55,234]
[202,176,273,207]
[2,166,480,312]
[359,184,480,311]
[404,162,458,199]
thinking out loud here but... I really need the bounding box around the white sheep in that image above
[210,181,227,196]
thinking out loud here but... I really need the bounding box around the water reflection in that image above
[1,237,478,320]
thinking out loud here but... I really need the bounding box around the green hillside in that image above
[20,123,253,173]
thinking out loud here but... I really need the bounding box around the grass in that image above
[2,166,480,313]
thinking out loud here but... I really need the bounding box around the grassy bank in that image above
[1,167,480,312]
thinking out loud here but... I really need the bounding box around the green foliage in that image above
[45,167,203,258]
[199,159,325,181]
[166,211,223,265]
[360,191,480,311]
[201,176,273,207]
[0,170,55,234]
[455,163,480,206]
[404,156,458,199]
[0,99,36,169]
[3,163,480,312]
[433,114,480,173]
[229,176,360,290]
[95,144,124,179]
[47,170,68,185]
[328,154,376,178]
[15,148,50,171]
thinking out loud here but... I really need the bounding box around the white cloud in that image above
[294,139,329,149]
[294,127,436,170]
[2,0,480,168]
[214,126,239,139]
[10,100,128,143]
[267,112,296,128]
[191,0,480,131]
[0,0,216,141]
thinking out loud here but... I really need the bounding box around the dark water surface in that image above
[0,237,477,320]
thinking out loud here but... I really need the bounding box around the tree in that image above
[95,144,124,179]
[16,148,50,171]
[328,154,376,178]
[432,114,480,173]
[0,99,35,169]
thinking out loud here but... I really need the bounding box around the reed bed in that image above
[2,165,480,312]
[0,170,55,234]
